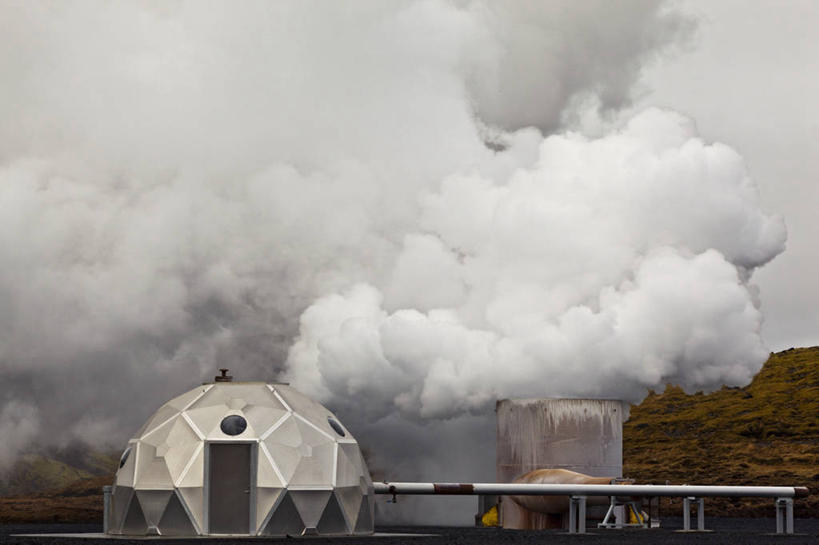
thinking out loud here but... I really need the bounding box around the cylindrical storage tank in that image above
[496,398,623,529]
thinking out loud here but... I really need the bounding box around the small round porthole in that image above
[328,417,345,437]
[119,446,132,469]
[220,415,247,436]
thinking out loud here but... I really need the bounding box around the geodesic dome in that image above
[107,380,374,536]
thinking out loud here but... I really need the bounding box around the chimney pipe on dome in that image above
[215,368,233,382]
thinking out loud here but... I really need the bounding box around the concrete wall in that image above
[496,398,623,529]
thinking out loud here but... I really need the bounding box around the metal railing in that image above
[374,482,809,534]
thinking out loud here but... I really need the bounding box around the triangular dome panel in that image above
[257,446,284,488]
[316,492,349,535]
[163,418,200,483]
[110,486,133,533]
[136,489,172,527]
[275,387,336,437]
[134,443,173,488]
[166,386,210,411]
[289,489,331,528]
[229,383,284,408]
[121,492,149,535]
[353,494,374,534]
[184,404,228,437]
[141,415,177,447]
[244,404,287,437]
[264,444,299,485]
[177,486,204,532]
[135,404,179,439]
[295,416,335,446]
[289,441,334,486]
[336,443,362,487]
[255,487,284,534]
[263,416,302,484]
[177,444,204,488]
[187,386,231,410]
[157,491,196,536]
[335,486,363,530]
[261,491,305,536]
[265,415,302,447]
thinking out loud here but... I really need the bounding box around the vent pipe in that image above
[215,368,233,382]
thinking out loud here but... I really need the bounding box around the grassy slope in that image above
[0,448,118,496]
[0,475,112,523]
[623,346,819,517]
[0,455,93,496]
[0,448,117,523]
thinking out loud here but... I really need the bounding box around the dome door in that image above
[208,443,253,534]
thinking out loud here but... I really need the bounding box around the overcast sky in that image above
[636,0,819,351]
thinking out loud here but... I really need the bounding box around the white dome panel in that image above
[335,485,364,529]
[289,489,332,528]
[133,443,174,489]
[254,487,284,533]
[187,386,232,410]
[244,404,287,437]
[257,445,284,488]
[157,492,197,536]
[184,404,228,438]
[136,405,179,439]
[135,489,173,528]
[163,418,200,483]
[176,444,204,488]
[177,486,204,532]
[166,386,210,411]
[260,491,304,536]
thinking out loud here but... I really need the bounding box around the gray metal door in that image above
[209,443,251,534]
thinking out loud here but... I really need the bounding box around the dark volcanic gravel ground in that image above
[2,519,818,545]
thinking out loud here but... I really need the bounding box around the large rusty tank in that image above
[496,398,624,529]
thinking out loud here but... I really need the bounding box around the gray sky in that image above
[635,0,819,350]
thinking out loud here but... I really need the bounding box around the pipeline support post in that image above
[682,497,705,531]
[775,497,794,534]
[599,496,617,529]
[568,496,587,534]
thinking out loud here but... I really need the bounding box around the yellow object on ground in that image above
[481,505,499,527]
[627,505,646,525]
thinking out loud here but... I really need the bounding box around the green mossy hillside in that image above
[0,447,117,497]
[624,346,819,517]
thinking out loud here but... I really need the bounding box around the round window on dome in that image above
[220,415,247,436]
[327,417,346,437]
[119,446,132,468]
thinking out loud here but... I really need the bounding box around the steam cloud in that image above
[288,108,786,423]
[0,0,784,519]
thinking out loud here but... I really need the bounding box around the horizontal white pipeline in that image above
[373,482,809,498]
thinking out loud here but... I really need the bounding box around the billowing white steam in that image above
[0,401,40,470]
[287,108,786,421]
[0,0,783,506]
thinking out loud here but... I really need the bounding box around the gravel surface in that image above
[2,519,818,545]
